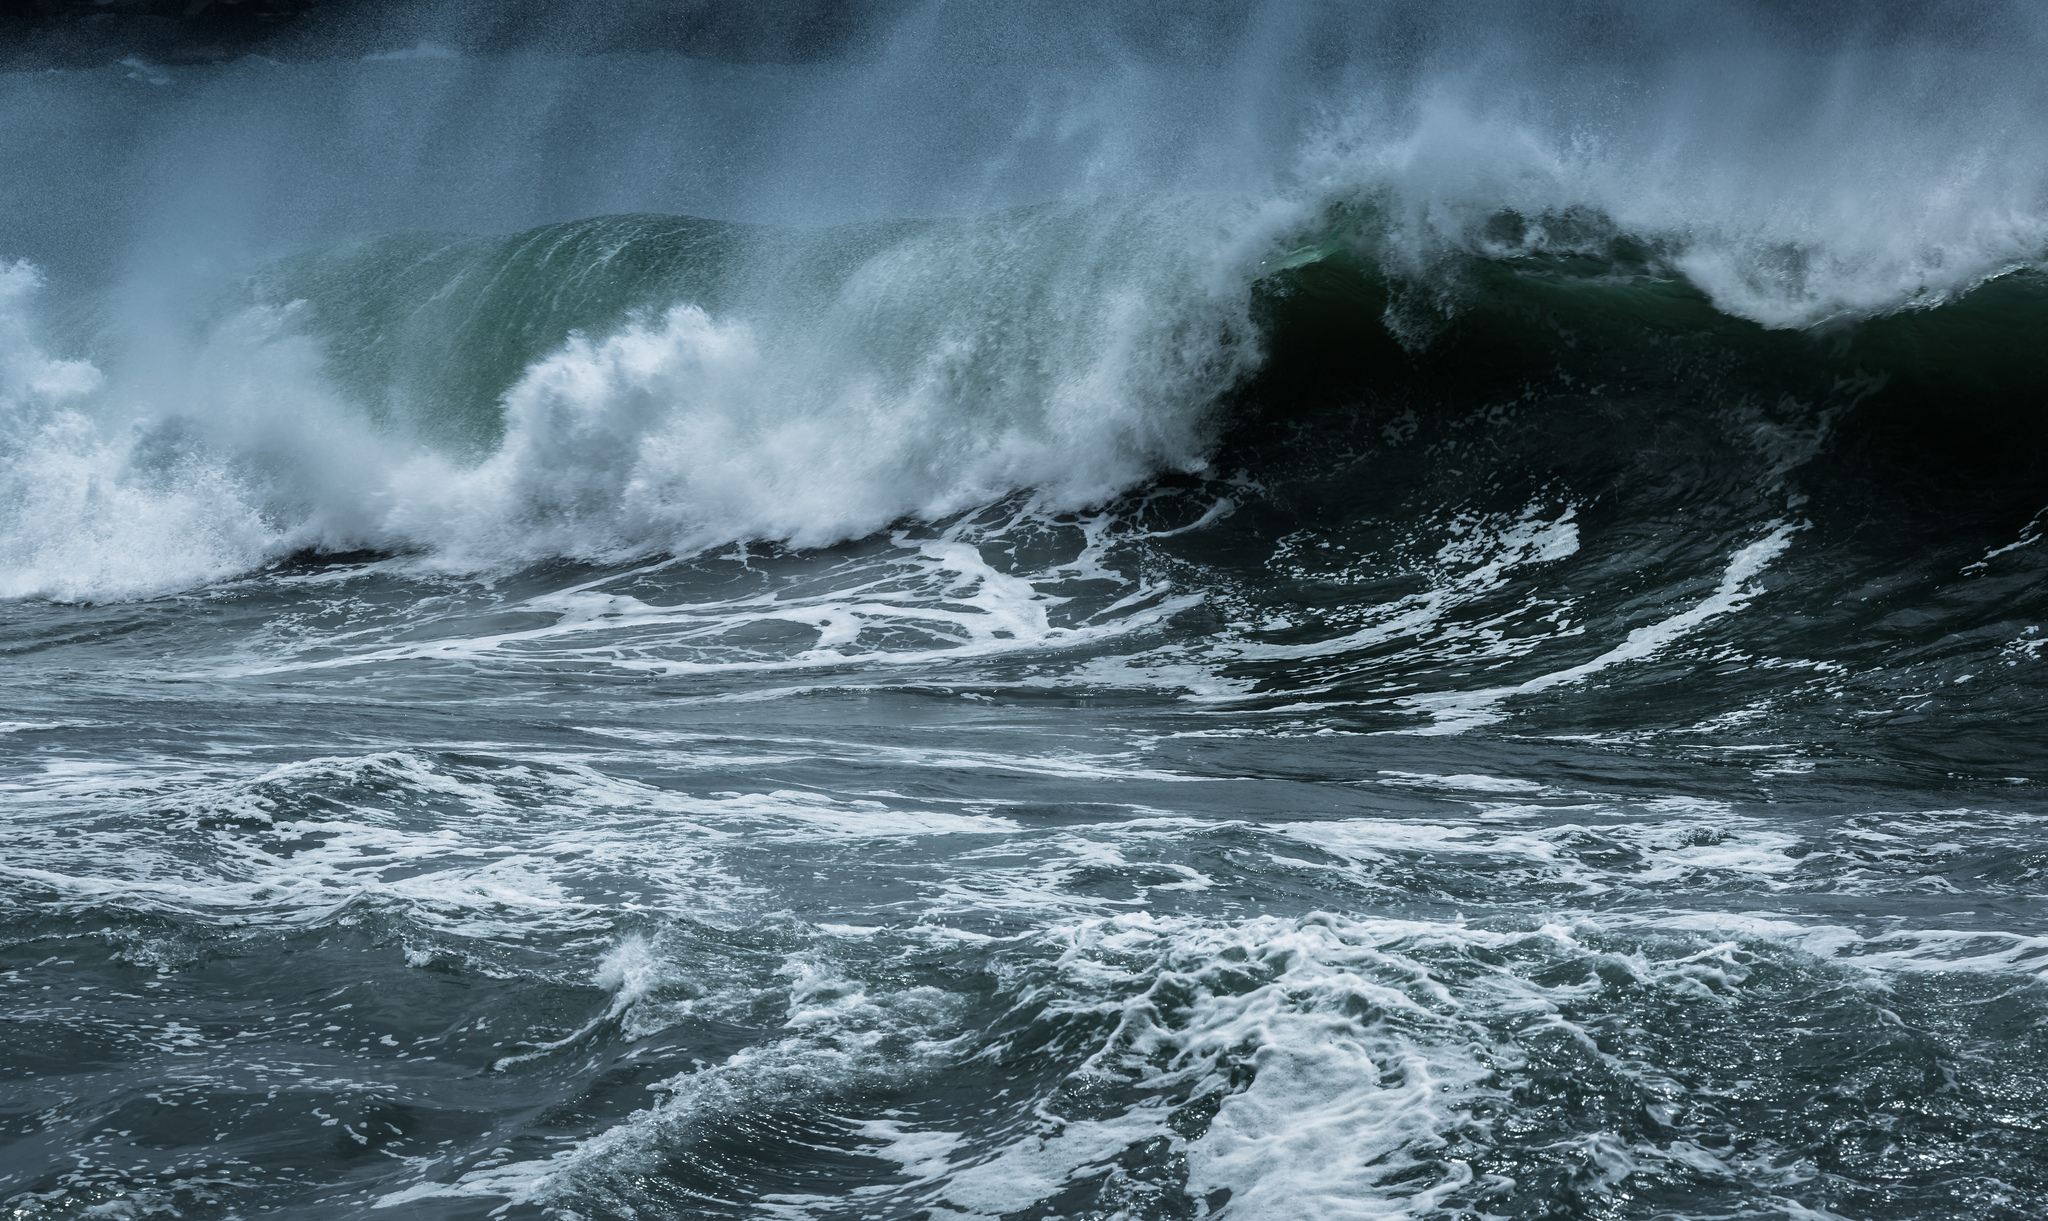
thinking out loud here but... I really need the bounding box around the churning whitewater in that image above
[4,2,2048,1219]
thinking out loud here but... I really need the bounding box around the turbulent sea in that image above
[5,4,2048,1218]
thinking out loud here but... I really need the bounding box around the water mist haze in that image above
[4,3,2048,1219]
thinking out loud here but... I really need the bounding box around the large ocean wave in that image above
[0,1,2043,601]
[2,190,2042,602]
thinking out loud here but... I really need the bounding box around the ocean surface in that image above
[5,3,2048,1218]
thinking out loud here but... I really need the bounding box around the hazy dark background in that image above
[0,0,915,68]
[4,0,2037,69]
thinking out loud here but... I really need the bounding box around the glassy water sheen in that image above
[5,3,2048,1218]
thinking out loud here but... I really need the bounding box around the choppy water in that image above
[5,3,2048,1219]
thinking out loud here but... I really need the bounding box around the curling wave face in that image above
[0,202,1262,599]
[4,198,2047,603]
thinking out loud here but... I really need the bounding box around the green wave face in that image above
[1250,211,2048,444]
[255,202,1241,458]
[258,215,775,453]
[260,199,2048,467]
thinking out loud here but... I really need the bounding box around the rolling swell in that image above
[265,202,2048,467]
[10,196,2048,736]
[1168,230,2048,755]
[261,197,2048,399]
[205,205,2048,768]
[1262,251,2048,435]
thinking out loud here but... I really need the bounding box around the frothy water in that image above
[5,2,2048,1219]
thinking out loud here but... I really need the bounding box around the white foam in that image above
[1300,28,2048,330]
[1394,523,1796,733]
[0,265,259,600]
[0,751,759,936]
[0,279,416,601]
[1376,771,1543,793]
[199,499,1202,681]
[490,935,674,1070]
[380,940,976,1216]
[1231,506,1583,667]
